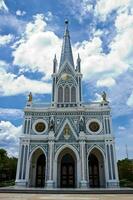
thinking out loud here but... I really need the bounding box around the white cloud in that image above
[118,126,126,131]
[0,34,13,46]
[45,11,53,22]
[59,0,94,22]
[0,0,8,12]
[0,121,21,157]
[108,71,133,118]
[16,10,26,16]
[74,36,128,80]
[12,14,61,79]
[73,9,133,83]
[127,92,133,107]
[0,14,26,34]
[115,12,133,32]
[0,60,8,68]
[0,67,52,96]
[95,0,132,21]
[97,77,116,87]
[0,108,23,118]
[94,93,102,102]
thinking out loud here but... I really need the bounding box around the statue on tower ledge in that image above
[28,92,32,102]
[101,91,109,105]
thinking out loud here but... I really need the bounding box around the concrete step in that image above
[0,187,133,194]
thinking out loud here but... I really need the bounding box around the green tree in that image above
[118,158,133,187]
[0,148,18,187]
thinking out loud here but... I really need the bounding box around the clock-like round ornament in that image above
[89,122,100,132]
[61,73,70,81]
[35,122,46,133]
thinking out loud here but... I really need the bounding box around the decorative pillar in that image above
[112,143,119,186]
[47,131,55,188]
[79,131,88,188]
[15,141,22,183]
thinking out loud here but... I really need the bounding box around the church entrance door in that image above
[36,154,46,187]
[60,153,75,188]
[89,154,100,188]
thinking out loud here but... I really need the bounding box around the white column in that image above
[109,144,113,180]
[49,141,54,180]
[80,141,85,180]
[47,131,55,188]
[21,145,26,179]
[112,143,119,186]
[79,132,87,188]
[16,141,22,181]
[105,143,109,186]
[25,143,30,186]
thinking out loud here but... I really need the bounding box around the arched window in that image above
[58,86,63,102]
[71,86,76,102]
[64,86,70,102]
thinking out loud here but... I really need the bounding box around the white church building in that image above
[15,20,119,188]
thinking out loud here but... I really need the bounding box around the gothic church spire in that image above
[59,19,74,68]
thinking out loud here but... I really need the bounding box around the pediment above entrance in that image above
[56,118,78,142]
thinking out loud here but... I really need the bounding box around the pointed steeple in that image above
[59,19,74,68]
[76,53,81,72]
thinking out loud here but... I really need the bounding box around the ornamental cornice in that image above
[24,110,110,117]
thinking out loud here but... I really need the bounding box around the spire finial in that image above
[65,19,69,24]
[64,19,69,36]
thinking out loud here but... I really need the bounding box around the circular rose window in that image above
[35,122,46,133]
[89,122,100,132]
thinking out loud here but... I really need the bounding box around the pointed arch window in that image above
[64,86,70,102]
[71,86,76,102]
[58,86,63,102]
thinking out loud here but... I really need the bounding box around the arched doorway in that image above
[61,153,75,188]
[56,147,77,188]
[29,148,46,187]
[36,154,46,187]
[88,148,105,188]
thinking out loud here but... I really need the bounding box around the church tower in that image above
[15,20,119,189]
[52,20,82,107]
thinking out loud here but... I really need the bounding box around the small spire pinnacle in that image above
[53,54,57,73]
[76,53,81,72]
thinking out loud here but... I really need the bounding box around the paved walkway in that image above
[0,193,133,200]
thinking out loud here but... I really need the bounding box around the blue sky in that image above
[0,0,133,159]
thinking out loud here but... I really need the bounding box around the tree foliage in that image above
[118,158,133,187]
[0,148,18,187]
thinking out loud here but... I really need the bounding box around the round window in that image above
[35,122,46,133]
[89,122,100,132]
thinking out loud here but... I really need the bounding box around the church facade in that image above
[16,20,119,188]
